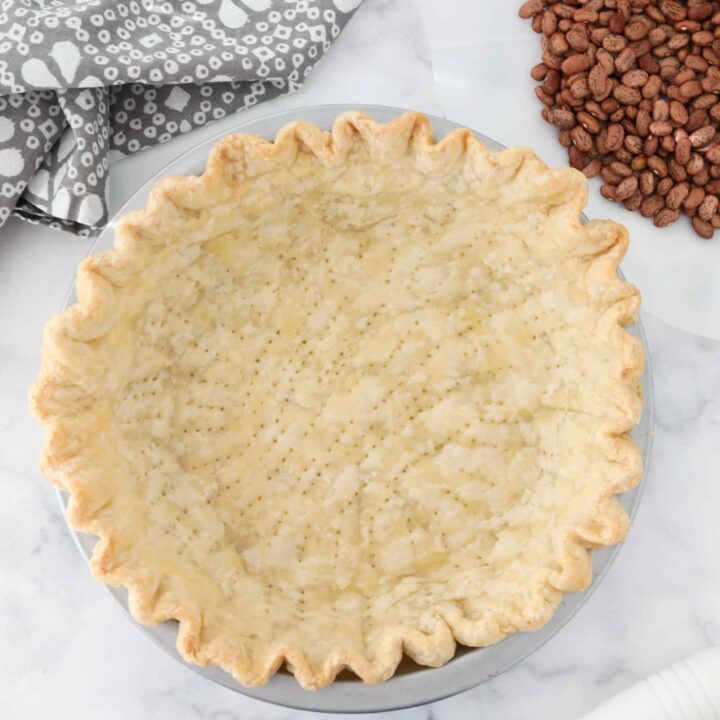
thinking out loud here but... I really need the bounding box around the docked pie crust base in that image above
[30,111,643,690]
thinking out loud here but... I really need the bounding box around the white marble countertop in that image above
[2,1,720,718]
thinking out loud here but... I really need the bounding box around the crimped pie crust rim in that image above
[30,111,644,690]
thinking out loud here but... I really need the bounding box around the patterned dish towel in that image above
[0,0,362,235]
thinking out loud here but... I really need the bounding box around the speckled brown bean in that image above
[624,190,644,210]
[591,29,610,48]
[595,48,615,76]
[668,33,690,51]
[542,10,558,36]
[583,101,607,121]
[694,166,711,186]
[616,146,635,164]
[680,80,704,99]
[536,87,555,107]
[568,145,589,170]
[578,110,602,133]
[699,194,719,221]
[567,28,590,52]
[674,68,695,87]
[639,170,656,194]
[562,54,592,75]
[662,135,677,153]
[588,64,609,98]
[582,158,603,178]
[657,177,674,196]
[550,32,570,55]
[643,74,663,98]
[686,153,706,175]
[610,12,626,34]
[552,108,576,129]
[669,158,688,182]
[660,63,679,81]
[653,99,670,122]
[615,47,637,73]
[625,134,643,155]
[661,1,687,23]
[689,2,715,22]
[570,77,591,99]
[614,175,638,200]
[640,54,661,73]
[644,135,660,156]
[600,183,618,200]
[703,46,720,66]
[640,194,665,217]
[605,123,625,151]
[519,0,543,20]
[649,120,673,135]
[625,17,652,42]
[561,89,585,109]
[684,186,706,209]
[705,144,720,164]
[543,51,564,70]
[668,100,690,125]
[686,54,709,72]
[614,84,642,105]
[675,137,693,165]
[636,109,652,136]
[693,30,715,46]
[690,125,717,147]
[665,182,690,209]
[604,34,628,53]
[648,155,669,177]
[654,207,681,226]
[631,41,653,61]
[692,216,714,238]
[601,167,622,185]
[693,93,718,110]
[676,20,702,33]
[610,160,634,178]
[617,0,631,20]
[687,109,709,133]
[571,125,594,152]
[531,63,549,81]
[551,4,573,20]
[543,69,562,95]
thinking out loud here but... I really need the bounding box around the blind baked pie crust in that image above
[31,111,643,690]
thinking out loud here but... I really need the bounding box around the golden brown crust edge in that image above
[29,111,644,690]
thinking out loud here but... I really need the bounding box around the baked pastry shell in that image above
[30,109,645,691]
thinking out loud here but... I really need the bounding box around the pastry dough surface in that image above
[31,112,643,689]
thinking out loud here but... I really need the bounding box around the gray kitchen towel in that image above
[0,0,362,236]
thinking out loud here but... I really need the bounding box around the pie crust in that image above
[30,111,643,690]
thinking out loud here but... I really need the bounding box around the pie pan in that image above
[56,104,654,713]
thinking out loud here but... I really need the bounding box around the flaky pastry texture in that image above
[30,111,643,689]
